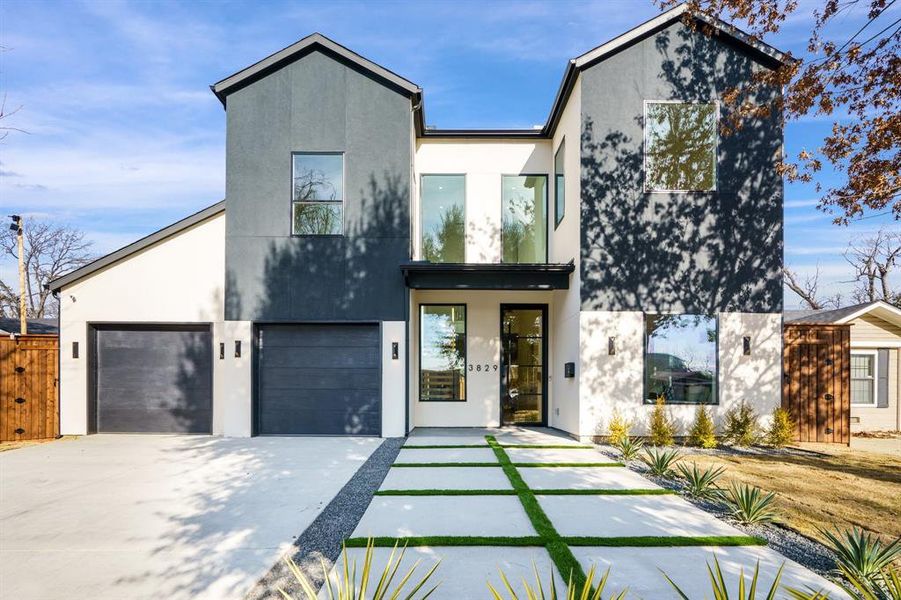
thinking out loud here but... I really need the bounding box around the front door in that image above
[500,305,547,425]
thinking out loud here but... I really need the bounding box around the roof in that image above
[0,318,58,335]
[211,4,793,140]
[48,201,225,292]
[785,301,901,327]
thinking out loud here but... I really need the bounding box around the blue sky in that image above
[1,0,897,307]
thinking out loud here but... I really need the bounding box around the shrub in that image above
[663,555,784,600]
[819,526,901,587]
[687,405,718,448]
[607,409,632,446]
[767,407,796,448]
[642,446,681,477]
[489,562,626,599]
[649,397,676,446]
[722,401,760,447]
[675,462,726,499]
[614,435,644,461]
[724,482,780,525]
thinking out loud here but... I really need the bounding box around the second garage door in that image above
[256,324,381,435]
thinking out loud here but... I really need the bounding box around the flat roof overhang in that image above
[401,261,575,291]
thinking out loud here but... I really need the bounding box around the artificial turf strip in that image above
[344,536,545,548]
[401,444,491,449]
[512,462,625,468]
[391,462,500,467]
[499,444,594,449]
[373,488,674,496]
[562,535,767,547]
[374,489,517,496]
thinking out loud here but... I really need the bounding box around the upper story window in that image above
[292,153,344,235]
[502,175,547,263]
[421,174,465,263]
[644,102,717,192]
[644,313,718,405]
[554,140,565,228]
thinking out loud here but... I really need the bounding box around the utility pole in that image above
[9,215,26,334]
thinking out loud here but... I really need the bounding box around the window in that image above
[421,175,465,262]
[554,140,565,228]
[850,352,877,406]
[644,102,717,192]
[420,305,466,402]
[645,314,717,404]
[292,153,344,235]
[502,175,547,263]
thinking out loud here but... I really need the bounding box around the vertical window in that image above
[421,175,465,263]
[645,314,717,404]
[644,102,717,192]
[502,175,547,263]
[850,352,877,406]
[420,305,466,402]
[554,140,565,228]
[292,153,344,235]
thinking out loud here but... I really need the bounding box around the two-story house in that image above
[49,4,788,440]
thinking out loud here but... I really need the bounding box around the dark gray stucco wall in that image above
[580,20,783,313]
[224,49,411,321]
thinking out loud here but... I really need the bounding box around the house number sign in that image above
[469,364,498,372]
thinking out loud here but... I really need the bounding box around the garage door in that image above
[93,325,213,433]
[256,324,381,435]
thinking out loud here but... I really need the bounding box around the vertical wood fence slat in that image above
[0,335,59,442]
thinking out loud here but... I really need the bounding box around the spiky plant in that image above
[488,562,627,600]
[613,435,644,461]
[687,405,718,448]
[675,462,726,499]
[607,409,632,447]
[649,396,676,446]
[662,555,785,600]
[787,564,901,600]
[766,407,796,448]
[278,539,440,600]
[641,446,682,477]
[819,527,901,587]
[723,482,780,525]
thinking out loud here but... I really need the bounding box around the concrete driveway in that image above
[0,434,381,599]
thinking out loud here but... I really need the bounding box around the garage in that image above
[256,324,381,435]
[91,325,213,434]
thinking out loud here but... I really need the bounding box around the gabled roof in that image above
[0,318,58,335]
[785,301,901,327]
[48,201,225,292]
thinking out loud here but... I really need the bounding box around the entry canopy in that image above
[401,261,575,291]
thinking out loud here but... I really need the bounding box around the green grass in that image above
[533,488,676,495]
[512,462,625,467]
[563,535,767,547]
[401,444,490,449]
[374,488,675,496]
[391,462,500,467]
[344,536,545,548]
[499,444,595,449]
[375,489,517,496]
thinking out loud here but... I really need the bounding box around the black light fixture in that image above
[564,362,575,378]
[608,337,616,356]
[391,342,399,360]
[234,340,242,358]
[72,341,79,359]
[743,336,752,356]
[219,343,225,360]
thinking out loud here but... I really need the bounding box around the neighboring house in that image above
[48,4,788,439]
[786,301,901,432]
[0,319,59,335]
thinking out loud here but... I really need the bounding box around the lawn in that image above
[681,442,901,546]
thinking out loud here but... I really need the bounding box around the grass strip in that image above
[532,488,676,495]
[512,462,624,468]
[563,535,767,547]
[375,489,516,496]
[391,462,500,467]
[344,536,545,548]
[401,444,491,449]
[499,444,594,449]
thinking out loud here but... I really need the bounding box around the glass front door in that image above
[500,305,547,425]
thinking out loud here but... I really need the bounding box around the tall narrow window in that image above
[502,175,547,263]
[554,140,565,228]
[420,305,466,402]
[644,102,717,192]
[645,314,717,404]
[292,153,344,235]
[421,175,465,262]
[850,352,877,406]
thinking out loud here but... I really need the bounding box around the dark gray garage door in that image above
[93,325,213,434]
[257,324,381,435]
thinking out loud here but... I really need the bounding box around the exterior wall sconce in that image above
[743,336,751,356]
[219,343,225,360]
[234,340,242,358]
[564,362,575,378]
[391,342,399,360]
[72,341,79,359]
[608,337,616,355]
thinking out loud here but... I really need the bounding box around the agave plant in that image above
[819,527,901,587]
[662,555,785,600]
[723,482,780,525]
[641,446,681,477]
[675,462,726,499]
[279,538,440,600]
[613,436,644,461]
[787,564,901,600]
[488,562,627,600]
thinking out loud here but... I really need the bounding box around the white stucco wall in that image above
[579,311,782,440]
[381,320,407,437]
[58,212,230,435]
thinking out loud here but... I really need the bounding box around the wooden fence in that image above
[1,334,59,442]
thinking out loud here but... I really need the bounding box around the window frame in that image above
[418,303,468,403]
[500,173,549,264]
[850,350,878,407]
[642,100,719,194]
[642,312,720,406]
[554,138,565,230]
[290,151,345,237]
[419,173,467,263]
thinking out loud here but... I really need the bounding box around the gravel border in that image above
[245,437,405,600]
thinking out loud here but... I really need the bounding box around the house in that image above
[48,4,789,439]
[785,301,901,432]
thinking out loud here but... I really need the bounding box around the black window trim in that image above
[500,173,549,265]
[419,173,467,263]
[290,151,346,237]
[418,302,468,403]
[642,100,719,194]
[642,311,720,406]
[554,138,565,230]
